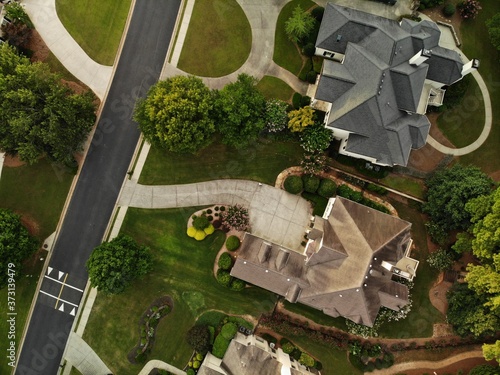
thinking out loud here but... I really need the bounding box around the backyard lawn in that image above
[56,0,131,65]
[274,0,316,75]
[381,175,425,200]
[138,139,303,186]
[83,208,277,374]
[256,76,295,102]
[177,0,251,77]
[458,0,500,177]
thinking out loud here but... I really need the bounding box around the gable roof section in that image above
[426,46,463,84]
[221,340,281,375]
[390,62,428,112]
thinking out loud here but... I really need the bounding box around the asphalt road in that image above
[14,1,181,374]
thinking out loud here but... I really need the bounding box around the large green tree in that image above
[285,5,316,43]
[215,73,266,148]
[86,235,152,294]
[134,75,215,153]
[422,164,493,239]
[0,44,96,165]
[486,13,500,51]
[0,209,38,288]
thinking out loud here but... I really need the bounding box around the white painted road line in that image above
[44,275,84,292]
[39,290,79,308]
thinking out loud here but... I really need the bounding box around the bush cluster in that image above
[302,174,321,193]
[317,178,337,198]
[225,235,240,251]
[218,252,233,270]
[221,204,250,231]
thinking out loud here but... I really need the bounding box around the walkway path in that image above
[118,179,311,252]
[138,360,186,375]
[63,332,112,375]
[23,0,113,99]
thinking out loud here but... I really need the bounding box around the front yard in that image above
[83,207,276,374]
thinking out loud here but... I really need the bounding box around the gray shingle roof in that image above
[315,3,464,166]
[231,197,413,327]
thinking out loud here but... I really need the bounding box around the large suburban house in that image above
[231,196,419,327]
[198,333,315,375]
[312,3,479,166]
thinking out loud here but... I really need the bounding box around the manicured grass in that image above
[177,0,251,77]
[377,200,445,338]
[256,76,295,102]
[458,1,500,177]
[274,0,315,75]
[139,139,303,186]
[437,77,485,148]
[381,175,425,200]
[83,208,276,374]
[0,159,74,241]
[56,0,131,65]
[289,335,362,375]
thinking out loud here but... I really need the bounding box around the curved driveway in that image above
[14,1,181,374]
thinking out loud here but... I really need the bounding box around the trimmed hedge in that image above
[302,174,320,193]
[204,224,215,235]
[292,92,302,109]
[218,252,232,270]
[225,235,240,251]
[212,335,230,359]
[230,278,246,291]
[187,226,197,237]
[366,183,388,195]
[282,342,295,354]
[443,3,456,16]
[284,175,303,194]
[216,269,232,287]
[317,178,337,198]
[193,215,209,230]
[302,192,328,216]
[220,322,238,340]
[194,230,207,241]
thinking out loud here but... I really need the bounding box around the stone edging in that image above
[436,20,461,47]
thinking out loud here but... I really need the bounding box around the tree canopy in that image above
[300,123,333,152]
[0,44,96,165]
[285,5,316,43]
[422,164,493,238]
[134,75,215,153]
[186,325,211,355]
[215,73,266,148]
[0,209,38,288]
[288,106,315,132]
[486,13,500,51]
[86,235,152,294]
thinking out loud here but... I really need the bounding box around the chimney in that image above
[409,49,432,66]
[461,58,480,77]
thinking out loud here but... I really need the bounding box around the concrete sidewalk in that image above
[23,0,113,99]
[119,179,312,252]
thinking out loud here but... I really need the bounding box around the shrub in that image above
[282,342,295,354]
[366,183,388,195]
[230,278,246,291]
[225,235,240,251]
[193,360,200,369]
[220,322,238,340]
[217,269,232,287]
[218,252,233,270]
[317,178,337,198]
[284,175,303,194]
[302,174,320,193]
[207,209,213,214]
[311,6,325,22]
[299,352,315,367]
[213,219,222,229]
[458,0,481,19]
[443,3,456,16]
[187,226,197,238]
[292,92,302,109]
[427,248,454,271]
[194,230,206,241]
[303,43,316,57]
[204,224,215,235]
[291,348,302,361]
[221,204,250,231]
[302,192,328,216]
[186,325,211,354]
[265,99,289,133]
[193,215,210,230]
[187,369,195,375]
[315,360,323,370]
[207,215,213,221]
[301,151,327,174]
[220,206,226,211]
[212,335,231,359]
[306,70,317,83]
[301,95,311,107]
[261,333,278,345]
[196,352,204,361]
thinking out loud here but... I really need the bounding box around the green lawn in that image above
[437,77,485,148]
[458,1,500,177]
[381,175,425,200]
[274,0,315,75]
[83,208,277,374]
[55,0,131,65]
[0,159,74,375]
[177,0,251,77]
[139,139,303,186]
[256,75,295,102]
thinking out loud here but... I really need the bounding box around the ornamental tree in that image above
[0,209,38,289]
[134,75,215,153]
[186,325,211,355]
[0,44,96,165]
[264,99,288,133]
[215,74,266,148]
[458,0,482,19]
[285,5,316,43]
[221,204,250,231]
[426,248,454,271]
[86,235,152,294]
[300,124,333,152]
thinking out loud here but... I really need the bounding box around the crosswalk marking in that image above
[44,275,84,292]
